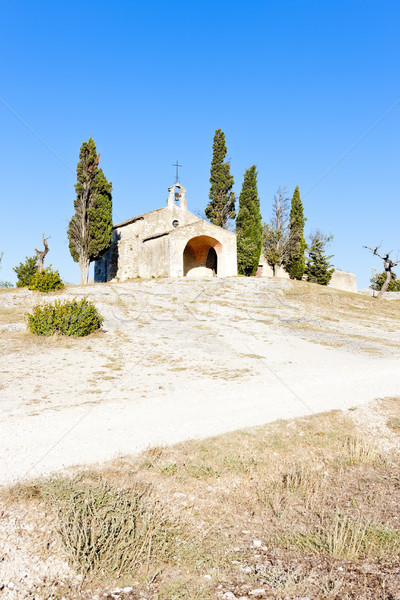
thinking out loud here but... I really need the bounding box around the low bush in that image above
[46,478,177,576]
[28,266,64,292]
[26,298,103,336]
[13,255,38,287]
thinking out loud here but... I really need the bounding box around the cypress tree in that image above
[286,186,306,279]
[205,129,235,228]
[68,137,113,284]
[236,165,263,276]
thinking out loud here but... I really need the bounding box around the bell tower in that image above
[167,182,187,210]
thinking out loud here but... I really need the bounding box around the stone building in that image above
[94,182,237,281]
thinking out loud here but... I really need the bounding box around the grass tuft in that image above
[279,512,400,559]
[42,478,178,577]
[387,416,400,432]
[340,436,380,466]
[282,462,313,490]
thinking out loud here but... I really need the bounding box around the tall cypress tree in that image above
[205,129,235,228]
[286,185,306,279]
[236,165,263,276]
[68,137,113,284]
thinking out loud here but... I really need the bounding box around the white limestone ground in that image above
[0,504,81,600]
[0,277,400,486]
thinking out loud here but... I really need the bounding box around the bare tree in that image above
[363,245,400,298]
[262,187,293,276]
[34,234,50,273]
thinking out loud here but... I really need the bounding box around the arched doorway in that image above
[206,247,218,274]
[183,235,222,277]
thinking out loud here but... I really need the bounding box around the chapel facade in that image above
[94,183,237,282]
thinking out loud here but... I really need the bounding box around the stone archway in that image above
[206,247,218,274]
[183,235,222,277]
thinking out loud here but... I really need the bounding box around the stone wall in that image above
[257,256,290,279]
[328,270,357,293]
[94,241,119,282]
[140,234,170,278]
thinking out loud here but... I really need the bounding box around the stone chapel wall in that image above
[140,235,170,278]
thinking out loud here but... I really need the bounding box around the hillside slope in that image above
[1,277,400,484]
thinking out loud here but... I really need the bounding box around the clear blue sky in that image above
[1,0,399,288]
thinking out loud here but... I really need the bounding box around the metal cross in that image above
[172,160,182,183]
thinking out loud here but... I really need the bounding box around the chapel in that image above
[94,182,237,281]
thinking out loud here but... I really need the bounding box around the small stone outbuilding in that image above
[94,183,237,281]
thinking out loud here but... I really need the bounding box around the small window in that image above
[172,220,179,228]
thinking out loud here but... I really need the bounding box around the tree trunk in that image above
[35,234,49,273]
[377,269,391,298]
[272,264,277,277]
[79,256,90,285]
[363,246,399,299]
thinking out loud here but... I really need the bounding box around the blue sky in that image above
[0,0,399,287]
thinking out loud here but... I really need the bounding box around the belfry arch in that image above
[183,235,222,277]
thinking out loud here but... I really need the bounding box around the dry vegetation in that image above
[278,282,400,355]
[2,398,400,600]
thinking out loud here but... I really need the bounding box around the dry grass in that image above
[3,400,400,599]
[280,512,400,560]
[339,435,381,466]
[0,329,103,357]
[53,479,178,577]
[283,280,400,325]
[387,416,400,432]
[280,281,400,355]
[0,305,26,324]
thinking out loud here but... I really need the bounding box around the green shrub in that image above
[26,298,103,336]
[13,255,38,287]
[28,266,64,292]
[370,271,400,292]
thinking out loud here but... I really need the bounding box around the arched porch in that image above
[183,235,222,277]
